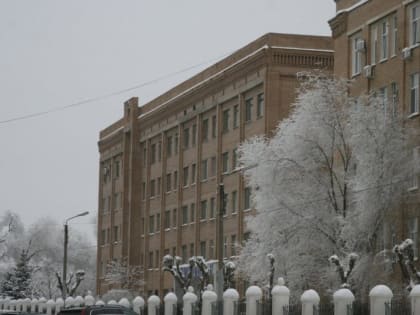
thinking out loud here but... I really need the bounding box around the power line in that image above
[0,50,234,125]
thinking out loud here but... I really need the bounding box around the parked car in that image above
[58,305,138,315]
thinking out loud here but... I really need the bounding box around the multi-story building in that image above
[96,33,333,296]
[329,0,420,287]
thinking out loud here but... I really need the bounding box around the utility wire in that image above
[0,50,234,125]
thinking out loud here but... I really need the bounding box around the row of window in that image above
[146,188,252,234]
[143,149,240,200]
[102,192,122,213]
[145,93,264,165]
[102,159,122,183]
[100,225,121,245]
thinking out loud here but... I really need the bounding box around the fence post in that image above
[10,300,16,311]
[74,296,84,307]
[95,300,105,306]
[246,285,262,315]
[409,284,420,315]
[31,298,38,313]
[164,292,177,315]
[369,285,392,315]
[202,285,217,315]
[333,289,354,315]
[65,296,74,308]
[133,296,145,315]
[148,294,161,315]
[84,295,95,306]
[108,300,117,305]
[23,298,31,312]
[55,298,64,315]
[119,298,131,308]
[301,290,320,315]
[39,297,47,313]
[223,288,239,315]
[271,278,289,315]
[46,299,55,315]
[183,287,198,315]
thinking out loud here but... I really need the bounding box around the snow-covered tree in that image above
[237,73,413,296]
[104,257,144,294]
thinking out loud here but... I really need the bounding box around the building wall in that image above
[96,33,333,297]
[329,0,420,290]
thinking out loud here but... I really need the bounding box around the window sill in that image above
[407,112,420,119]
[200,219,207,223]
[165,228,171,232]
[243,208,252,213]
[351,72,361,78]
[379,58,388,64]
[408,186,418,192]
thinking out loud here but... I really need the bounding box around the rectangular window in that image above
[165,210,171,229]
[352,36,363,76]
[155,250,160,268]
[174,133,179,154]
[210,197,216,219]
[200,200,207,220]
[192,124,197,146]
[182,206,188,225]
[182,245,187,262]
[391,82,399,116]
[379,87,388,113]
[200,241,206,258]
[149,215,155,234]
[156,213,160,232]
[371,26,377,64]
[212,115,217,138]
[148,252,153,268]
[142,182,146,200]
[411,4,420,45]
[410,147,420,190]
[166,173,172,192]
[244,187,252,210]
[150,179,156,197]
[245,98,253,122]
[410,73,420,115]
[201,159,208,180]
[210,156,216,177]
[173,208,177,228]
[209,240,214,259]
[113,225,119,242]
[408,218,419,258]
[151,144,156,164]
[183,166,189,187]
[222,109,230,132]
[222,152,229,173]
[223,192,228,215]
[223,236,227,257]
[167,136,172,157]
[174,171,178,190]
[380,21,388,60]
[231,190,238,214]
[114,160,121,178]
[190,203,195,223]
[190,243,194,258]
[202,119,209,141]
[183,128,189,149]
[143,147,147,163]
[157,177,161,195]
[191,163,196,184]
[231,235,237,256]
[392,16,398,56]
[101,229,106,245]
[158,142,162,161]
[232,148,238,170]
[233,105,239,128]
[257,93,264,118]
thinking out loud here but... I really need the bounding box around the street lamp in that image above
[62,211,89,300]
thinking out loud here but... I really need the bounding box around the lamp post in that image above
[62,211,89,300]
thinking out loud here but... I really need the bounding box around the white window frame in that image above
[410,3,420,45]
[408,217,418,258]
[371,26,378,65]
[391,15,398,56]
[352,35,363,76]
[410,73,420,115]
[380,21,389,61]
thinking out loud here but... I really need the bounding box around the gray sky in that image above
[0,0,336,238]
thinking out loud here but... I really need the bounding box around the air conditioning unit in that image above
[363,65,374,79]
[356,39,366,52]
[402,47,412,60]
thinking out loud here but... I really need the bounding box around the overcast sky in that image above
[0,0,336,240]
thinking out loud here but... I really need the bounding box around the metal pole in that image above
[63,223,68,301]
[216,183,225,301]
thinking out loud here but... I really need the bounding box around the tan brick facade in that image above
[96,33,333,297]
[330,0,420,291]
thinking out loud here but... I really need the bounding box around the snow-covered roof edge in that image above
[137,44,333,121]
[335,0,369,16]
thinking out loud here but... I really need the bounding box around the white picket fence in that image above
[0,280,419,315]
